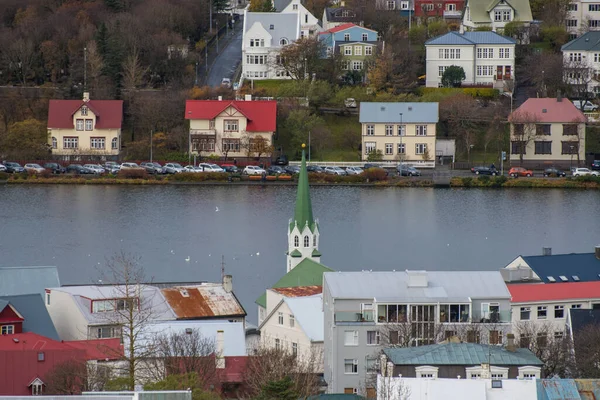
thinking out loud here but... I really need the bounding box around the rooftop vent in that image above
[573,275,580,281]
[542,247,552,256]
[586,38,590,42]
[180,289,189,297]
[270,24,274,29]
[12,338,19,343]
[547,276,556,282]
[542,109,547,113]
[559,276,568,282]
[407,270,428,288]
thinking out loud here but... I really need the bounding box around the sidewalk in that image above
[200,22,242,86]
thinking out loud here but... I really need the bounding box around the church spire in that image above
[290,144,315,233]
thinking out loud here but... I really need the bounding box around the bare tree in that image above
[572,323,600,378]
[377,374,412,400]
[86,41,104,95]
[122,47,148,91]
[563,58,595,104]
[509,110,538,166]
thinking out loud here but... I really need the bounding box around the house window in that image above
[1,325,14,335]
[366,125,374,135]
[280,38,288,46]
[552,305,564,318]
[344,46,352,55]
[352,61,363,70]
[446,3,456,10]
[438,66,447,77]
[367,330,380,345]
[415,143,427,155]
[561,141,579,154]
[401,0,409,9]
[563,124,578,135]
[345,358,359,374]
[520,307,530,320]
[38,352,45,362]
[385,143,393,155]
[439,304,470,323]
[303,235,309,247]
[499,48,511,59]
[344,33,350,41]
[344,388,358,394]
[572,304,582,309]
[415,366,439,378]
[416,125,427,136]
[63,137,78,149]
[222,139,241,153]
[494,10,502,21]
[313,235,317,246]
[467,330,481,343]
[534,141,552,155]
[85,119,93,130]
[365,142,376,154]
[537,333,548,348]
[362,33,368,41]
[555,331,564,340]
[76,119,84,130]
[293,4,298,9]
[569,52,582,62]
[90,137,106,150]
[46,292,50,305]
[385,125,394,136]
[290,314,295,327]
[81,106,88,116]
[96,326,118,339]
[278,312,284,325]
[294,235,299,247]
[32,383,43,395]
[536,124,551,135]
[537,306,547,319]
[511,141,526,155]
[590,4,600,11]
[354,46,362,56]
[366,357,378,372]
[365,46,373,56]
[489,330,503,345]
[398,143,405,154]
[477,48,493,58]
[224,120,239,131]
[566,19,577,27]
[344,330,359,346]
[292,342,298,357]
[51,137,57,149]
[410,305,436,346]
[503,10,511,20]
[387,0,396,9]
[398,125,405,136]
[518,367,541,379]
[275,338,281,350]
[569,3,577,10]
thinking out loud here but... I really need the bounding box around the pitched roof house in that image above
[0,294,59,340]
[461,0,533,32]
[0,266,60,298]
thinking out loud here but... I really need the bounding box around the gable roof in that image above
[0,266,60,298]
[284,294,324,341]
[255,258,333,308]
[359,102,439,124]
[63,338,123,360]
[324,7,360,23]
[244,12,300,46]
[324,271,511,301]
[562,31,600,52]
[383,342,543,366]
[519,253,600,283]
[320,23,376,35]
[465,0,532,24]
[0,294,59,340]
[47,99,123,129]
[509,98,586,123]
[508,281,600,303]
[185,100,277,132]
[425,31,516,46]
[161,284,246,319]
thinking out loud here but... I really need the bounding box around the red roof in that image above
[509,98,586,123]
[63,338,123,361]
[320,23,358,34]
[48,99,124,129]
[185,100,276,132]
[508,281,600,303]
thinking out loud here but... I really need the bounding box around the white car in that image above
[120,162,143,170]
[573,167,600,177]
[83,164,106,174]
[324,166,347,175]
[23,163,45,173]
[163,163,185,174]
[243,165,266,175]
[0,164,6,172]
[183,165,203,173]
[345,166,364,175]
[199,163,225,173]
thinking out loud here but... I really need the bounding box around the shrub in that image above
[363,168,388,182]
[461,177,473,187]
[0,172,9,180]
[117,169,149,179]
[40,169,52,178]
[169,172,229,182]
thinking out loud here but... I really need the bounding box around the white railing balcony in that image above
[585,112,600,122]
[443,10,462,17]
[190,129,216,136]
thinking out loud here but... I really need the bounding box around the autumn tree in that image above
[0,119,49,160]
[249,0,276,12]
[367,46,419,93]
[277,37,325,80]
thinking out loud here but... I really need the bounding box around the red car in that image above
[509,167,533,177]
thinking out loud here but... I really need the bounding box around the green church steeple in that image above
[290,145,316,233]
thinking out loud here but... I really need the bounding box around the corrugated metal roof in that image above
[562,31,600,51]
[384,343,543,366]
[359,102,439,124]
[0,294,59,340]
[162,284,246,319]
[0,266,60,297]
[508,281,600,303]
[537,379,581,400]
[284,294,323,341]
[509,98,586,123]
[426,31,516,46]
[273,285,322,297]
[575,379,600,400]
[324,270,510,302]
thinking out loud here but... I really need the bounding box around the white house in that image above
[280,0,321,37]
[461,0,533,32]
[562,31,600,94]
[566,0,600,38]
[425,31,516,90]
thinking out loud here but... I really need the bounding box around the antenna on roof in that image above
[83,47,87,92]
[221,255,225,283]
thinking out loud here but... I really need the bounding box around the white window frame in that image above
[344,46,352,55]
[362,33,368,41]
[365,46,373,56]
[224,119,239,132]
[366,125,374,135]
[290,314,295,327]
[365,142,376,154]
[85,119,93,131]
[518,366,541,379]
[63,137,78,149]
[415,143,427,155]
[81,106,88,116]
[344,330,359,346]
[90,137,106,150]
[292,342,298,357]
[537,306,547,319]
[76,119,84,131]
[385,125,394,136]
[554,305,565,318]
[354,46,362,56]
[398,143,405,154]
[416,125,427,136]
[344,358,359,374]
[385,143,393,155]
[1,325,14,334]
[366,330,380,345]
[352,61,363,70]
[415,366,439,379]
[32,383,43,395]
[520,306,531,320]
[51,137,57,149]
[278,312,284,325]
[344,33,350,41]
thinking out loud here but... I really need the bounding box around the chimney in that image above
[83,92,90,102]
[557,90,562,102]
[245,94,252,101]
[218,95,223,101]
[542,247,552,256]
[406,270,428,288]
[506,333,516,352]
[596,246,600,260]
[223,274,233,293]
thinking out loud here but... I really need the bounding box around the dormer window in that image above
[81,106,88,116]
[280,38,289,46]
[293,4,298,9]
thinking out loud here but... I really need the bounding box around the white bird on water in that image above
[256,252,260,256]
[185,256,190,262]
[215,207,219,212]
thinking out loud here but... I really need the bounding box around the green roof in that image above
[312,249,322,257]
[384,343,543,366]
[290,249,303,257]
[255,258,333,308]
[467,0,532,24]
[290,149,318,233]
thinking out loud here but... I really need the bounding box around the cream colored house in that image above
[185,97,277,159]
[47,92,123,160]
[359,102,438,162]
[508,97,586,168]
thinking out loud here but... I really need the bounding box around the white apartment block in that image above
[566,0,600,37]
[562,31,600,94]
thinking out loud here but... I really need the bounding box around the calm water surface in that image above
[1,185,599,322]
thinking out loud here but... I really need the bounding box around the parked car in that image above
[199,163,225,173]
[24,163,46,173]
[140,162,163,174]
[43,163,66,174]
[3,162,24,173]
[221,164,239,173]
[345,166,364,175]
[509,167,533,177]
[573,100,599,112]
[543,167,566,177]
[106,164,121,174]
[284,165,301,174]
[120,162,143,170]
[0,164,6,173]
[162,163,185,174]
[105,161,119,169]
[306,165,324,173]
[272,155,289,166]
[183,165,203,173]
[267,165,285,175]
[83,164,106,174]
[397,165,422,176]
[66,164,93,174]
[209,163,225,172]
[243,165,266,175]
[472,167,499,176]
[592,160,600,171]
[324,166,347,175]
[573,167,600,177]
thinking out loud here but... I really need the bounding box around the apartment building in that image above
[562,31,600,94]
[566,0,600,37]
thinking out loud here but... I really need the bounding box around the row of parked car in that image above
[471,165,600,177]
[262,163,422,177]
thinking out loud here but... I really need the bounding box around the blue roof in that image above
[0,266,60,297]
[537,379,581,400]
[384,343,543,366]
[562,31,600,52]
[522,253,600,283]
[426,31,516,45]
[359,102,439,124]
[0,294,60,340]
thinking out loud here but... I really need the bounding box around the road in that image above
[207,28,243,88]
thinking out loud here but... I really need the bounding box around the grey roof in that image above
[324,7,360,22]
[426,31,516,46]
[274,0,292,12]
[0,294,59,340]
[384,343,543,366]
[285,294,323,341]
[522,253,600,283]
[323,271,511,302]
[244,12,300,47]
[0,266,60,297]
[359,102,439,124]
[562,31,600,52]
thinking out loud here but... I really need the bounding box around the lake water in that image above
[1,184,599,322]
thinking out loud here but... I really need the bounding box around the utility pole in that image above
[221,255,225,282]
[216,21,220,53]
[308,131,311,162]
[150,130,153,163]
[195,62,199,86]
[83,47,87,92]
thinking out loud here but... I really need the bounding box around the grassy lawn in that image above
[244,80,286,96]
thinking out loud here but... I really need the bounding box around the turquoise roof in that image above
[425,31,516,46]
[290,148,317,233]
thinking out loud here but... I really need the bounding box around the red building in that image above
[413,0,464,20]
[0,300,24,335]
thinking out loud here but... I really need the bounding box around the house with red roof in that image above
[185,97,277,159]
[508,95,586,168]
[47,92,123,160]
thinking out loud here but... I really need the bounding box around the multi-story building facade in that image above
[185,97,276,159]
[47,92,123,160]
[322,270,512,394]
[425,31,516,89]
[319,24,380,73]
[359,102,438,162]
[279,0,320,37]
[565,0,600,38]
[508,97,586,168]
[414,0,464,20]
[461,0,532,32]
[562,31,600,94]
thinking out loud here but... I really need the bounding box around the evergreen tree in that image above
[212,0,231,13]
[104,0,123,12]
[95,23,108,57]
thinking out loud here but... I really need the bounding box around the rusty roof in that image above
[162,284,246,319]
[272,286,322,297]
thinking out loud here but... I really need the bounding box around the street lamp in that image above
[570,145,575,170]
[195,62,199,86]
[216,21,219,54]
[468,144,474,167]
[399,112,404,163]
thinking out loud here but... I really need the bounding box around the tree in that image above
[243,134,274,160]
[122,47,148,91]
[307,80,333,111]
[213,0,231,13]
[510,110,540,165]
[45,360,90,395]
[144,374,218,400]
[280,109,327,151]
[249,0,275,12]
[276,38,324,80]
[441,65,466,88]
[0,119,49,160]
[367,149,383,161]
[563,57,595,105]
[367,46,419,93]
[572,323,600,378]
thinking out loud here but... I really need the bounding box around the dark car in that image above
[140,162,163,174]
[3,162,24,173]
[273,155,289,166]
[472,167,500,176]
[221,164,239,173]
[66,164,93,174]
[397,165,422,176]
[268,165,285,175]
[543,167,566,177]
[307,165,324,173]
[285,165,301,174]
[43,163,66,174]
[592,160,600,171]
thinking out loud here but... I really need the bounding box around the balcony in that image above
[190,129,216,136]
[443,10,462,18]
[470,310,511,324]
[334,311,375,323]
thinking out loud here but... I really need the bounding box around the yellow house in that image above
[47,92,123,160]
[359,102,439,162]
[185,96,277,159]
[509,97,586,168]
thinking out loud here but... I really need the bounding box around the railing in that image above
[443,10,462,17]
[584,112,600,122]
[290,161,436,169]
[335,311,375,323]
[470,311,511,324]
[189,129,216,136]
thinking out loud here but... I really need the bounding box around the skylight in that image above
[559,276,568,282]
[573,276,580,281]
[547,276,556,282]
